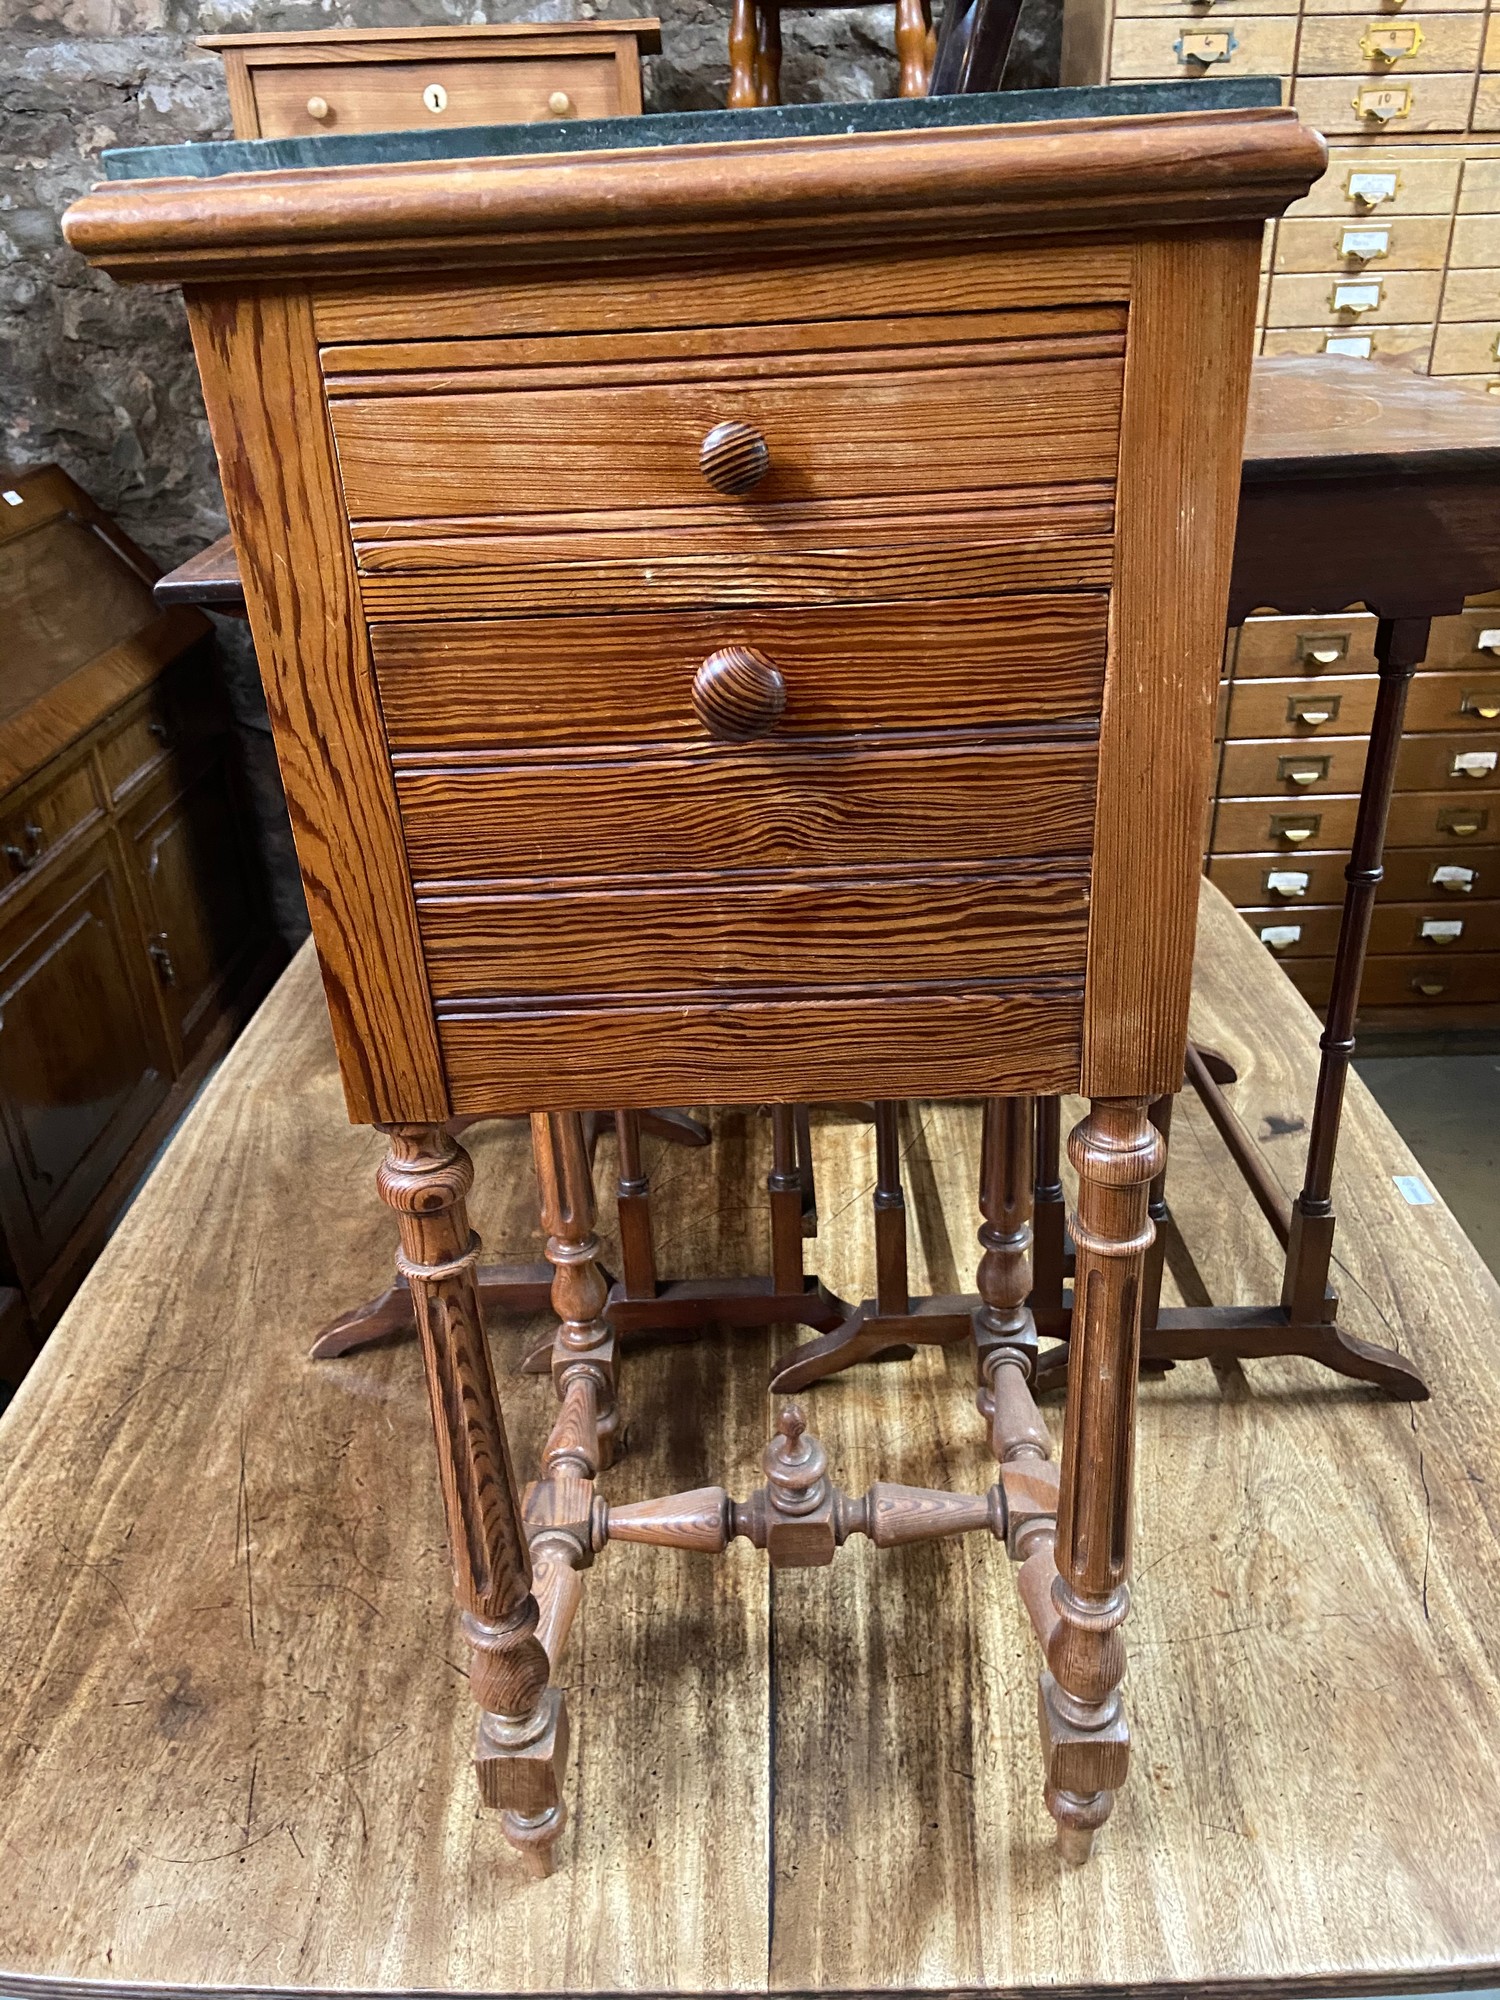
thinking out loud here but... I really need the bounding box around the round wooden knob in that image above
[699,421,770,496]
[692,646,786,741]
[548,90,575,115]
[305,95,331,120]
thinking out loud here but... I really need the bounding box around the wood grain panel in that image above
[416,863,1091,997]
[1082,227,1264,1095]
[312,241,1139,342]
[356,533,1118,618]
[184,283,448,1123]
[371,593,1109,751]
[322,304,1129,378]
[394,736,1099,882]
[437,983,1084,1112]
[327,353,1125,520]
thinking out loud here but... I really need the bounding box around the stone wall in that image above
[1,0,1060,938]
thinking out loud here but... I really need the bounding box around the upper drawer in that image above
[0,752,100,897]
[1295,14,1485,74]
[251,57,623,138]
[371,593,1109,753]
[1108,15,1298,77]
[324,310,1126,525]
[1233,613,1378,676]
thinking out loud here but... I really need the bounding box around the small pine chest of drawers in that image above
[1208,599,1500,1022]
[203,21,662,142]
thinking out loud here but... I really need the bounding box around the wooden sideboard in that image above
[0,466,281,1388]
[202,21,661,141]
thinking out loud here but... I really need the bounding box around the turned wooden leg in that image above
[895,0,931,95]
[1042,1099,1164,1864]
[728,0,758,105]
[377,1126,567,1875]
[532,1112,617,1477]
[974,1097,1038,1452]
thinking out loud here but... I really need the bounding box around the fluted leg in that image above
[1041,1099,1164,1863]
[377,1125,566,1874]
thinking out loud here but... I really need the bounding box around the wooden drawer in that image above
[1265,268,1445,327]
[1411,670,1500,727]
[1431,320,1500,373]
[1108,15,1299,77]
[1219,731,1500,795]
[1281,145,1463,218]
[249,56,622,138]
[1359,950,1500,1006]
[1207,843,1500,904]
[1425,609,1500,669]
[417,862,1090,1000]
[324,310,1126,525]
[371,593,1109,753]
[1291,73,1475,133]
[0,754,101,897]
[96,672,226,802]
[1242,898,1500,957]
[1295,13,1485,74]
[395,737,1097,884]
[1232,613,1378,676]
[1272,214,1451,273]
[436,983,1084,1117]
[1259,324,1433,366]
[1211,789,1500,851]
[1450,215,1500,266]
[1222,674,1377,739]
[1302,0,1483,15]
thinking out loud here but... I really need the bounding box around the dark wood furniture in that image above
[203,22,661,140]
[67,82,1321,1874]
[727,0,935,106]
[0,465,280,1386]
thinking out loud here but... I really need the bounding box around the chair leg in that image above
[1040,1099,1164,1863]
[377,1125,567,1875]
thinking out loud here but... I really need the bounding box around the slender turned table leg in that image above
[769,1106,804,1299]
[1042,1100,1164,1863]
[1282,614,1426,1327]
[754,0,783,103]
[377,1126,567,1875]
[1032,1097,1069,1336]
[614,1108,658,1304]
[728,0,758,105]
[974,1097,1038,1456]
[532,1112,618,1478]
[873,1101,910,1318]
[895,0,932,94]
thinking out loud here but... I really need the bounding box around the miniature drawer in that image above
[1235,902,1500,956]
[0,753,101,896]
[1207,844,1500,902]
[1211,790,1500,851]
[247,56,622,137]
[1354,949,1500,1004]
[1436,267,1500,316]
[1460,155,1500,208]
[1407,669,1500,728]
[1435,372,1500,392]
[416,862,1091,999]
[1272,214,1451,271]
[325,311,1127,526]
[1302,0,1484,14]
[1114,0,1304,14]
[1281,146,1463,217]
[1221,674,1378,738]
[1424,610,1500,668]
[370,594,1109,753]
[1219,732,1500,794]
[1265,267,1444,325]
[1260,323,1433,365]
[1107,15,1298,76]
[1291,72,1475,132]
[1487,12,1500,65]
[1232,613,1379,676]
[1431,319,1500,371]
[1295,13,1485,74]
[393,737,1099,883]
[1449,215,1500,264]
[1397,731,1500,787]
[1472,75,1500,125]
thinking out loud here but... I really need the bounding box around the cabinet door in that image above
[0,835,172,1292]
[122,753,266,1066]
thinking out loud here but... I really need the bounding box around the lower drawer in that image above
[394,736,1097,883]
[436,984,1084,1115]
[1207,844,1500,905]
[1217,731,1500,797]
[1286,951,1500,1010]
[1221,671,1500,740]
[417,863,1089,1000]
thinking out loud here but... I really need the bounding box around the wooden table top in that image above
[0,880,1496,1998]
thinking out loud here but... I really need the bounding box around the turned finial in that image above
[763,1403,828,1518]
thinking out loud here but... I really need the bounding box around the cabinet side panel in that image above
[1082,228,1262,1096]
[186,283,448,1124]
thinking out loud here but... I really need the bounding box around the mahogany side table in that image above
[68,80,1321,1874]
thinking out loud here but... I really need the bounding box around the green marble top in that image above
[102,77,1281,181]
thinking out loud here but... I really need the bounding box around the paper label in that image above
[1340,225,1390,260]
[1265,870,1310,897]
[1259,925,1302,951]
[1332,281,1383,313]
[1392,1175,1435,1206]
[1324,334,1373,357]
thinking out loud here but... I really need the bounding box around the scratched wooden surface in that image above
[1,880,1498,1998]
